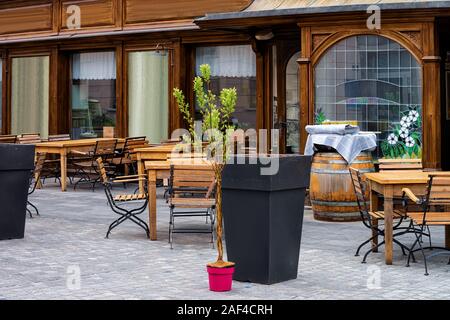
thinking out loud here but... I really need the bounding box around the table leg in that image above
[384,186,394,265]
[148,170,157,241]
[369,186,379,252]
[445,225,450,249]
[138,159,145,194]
[60,151,67,192]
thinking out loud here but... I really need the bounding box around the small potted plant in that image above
[173,64,237,292]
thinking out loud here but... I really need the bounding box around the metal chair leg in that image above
[355,236,376,257]
[27,201,40,216]
[362,240,385,264]
[409,228,429,275]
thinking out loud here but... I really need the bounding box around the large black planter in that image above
[0,144,35,240]
[222,155,312,285]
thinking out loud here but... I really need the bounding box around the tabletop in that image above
[365,171,450,185]
[144,159,213,170]
[36,138,124,148]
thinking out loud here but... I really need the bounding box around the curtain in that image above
[11,56,49,139]
[196,45,256,78]
[72,51,116,80]
[128,51,169,144]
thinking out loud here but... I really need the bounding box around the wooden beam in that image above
[422,22,441,169]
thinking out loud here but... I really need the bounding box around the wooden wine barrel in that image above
[310,152,375,222]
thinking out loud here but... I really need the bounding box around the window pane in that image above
[11,56,49,138]
[314,35,422,159]
[195,45,256,130]
[286,52,301,153]
[128,51,169,143]
[71,52,116,139]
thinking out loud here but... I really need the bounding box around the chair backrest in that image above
[161,138,182,145]
[169,164,216,199]
[93,139,117,160]
[123,136,148,160]
[425,174,450,207]
[17,134,41,144]
[29,153,47,193]
[349,167,372,226]
[48,134,71,142]
[96,157,109,184]
[378,158,422,171]
[0,135,17,144]
[34,153,47,180]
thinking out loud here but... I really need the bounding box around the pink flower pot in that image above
[207,266,235,292]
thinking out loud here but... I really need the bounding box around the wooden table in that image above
[135,145,182,193]
[35,138,124,192]
[365,171,450,265]
[144,159,213,240]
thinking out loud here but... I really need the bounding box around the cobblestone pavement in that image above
[0,183,449,300]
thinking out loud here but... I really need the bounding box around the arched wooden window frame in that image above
[298,23,440,168]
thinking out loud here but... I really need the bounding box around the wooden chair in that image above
[40,134,71,185]
[161,137,182,145]
[96,158,149,239]
[0,135,17,144]
[48,134,71,142]
[402,174,450,275]
[71,139,118,191]
[17,134,41,144]
[378,158,423,172]
[349,167,414,263]
[109,136,148,174]
[168,163,216,249]
[27,153,47,218]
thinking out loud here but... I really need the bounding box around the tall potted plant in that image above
[173,64,237,291]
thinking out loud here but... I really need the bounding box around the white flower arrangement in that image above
[399,126,409,139]
[381,106,422,159]
[408,110,419,122]
[400,116,412,128]
[405,136,415,148]
[387,133,398,145]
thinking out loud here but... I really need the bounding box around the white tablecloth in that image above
[304,133,377,164]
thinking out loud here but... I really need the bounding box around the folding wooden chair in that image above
[402,174,450,275]
[41,134,71,185]
[168,163,216,249]
[17,134,41,144]
[97,158,149,239]
[48,134,71,142]
[349,167,414,263]
[378,158,423,172]
[71,139,118,191]
[109,136,148,175]
[0,135,17,144]
[27,153,47,218]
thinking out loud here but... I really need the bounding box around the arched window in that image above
[314,35,422,159]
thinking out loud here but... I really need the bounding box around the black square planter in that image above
[222,155,312,285]
[0,144,35,240]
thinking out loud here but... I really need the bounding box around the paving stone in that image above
[0,183,449,300]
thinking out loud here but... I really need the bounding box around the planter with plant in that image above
[173,64,237,292]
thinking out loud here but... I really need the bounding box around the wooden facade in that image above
[0,0,449,169]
